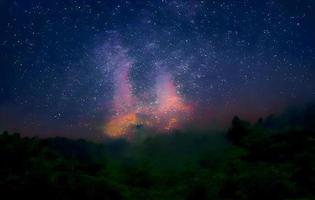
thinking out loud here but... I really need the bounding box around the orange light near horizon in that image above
[105,71,192,138]
[105,113,137,137]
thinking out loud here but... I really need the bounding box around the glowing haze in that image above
[102,41,192,138]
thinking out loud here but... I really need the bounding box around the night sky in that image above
[0,0,314,139]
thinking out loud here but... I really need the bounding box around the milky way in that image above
[96,38,192,137]
[0,0,314,139]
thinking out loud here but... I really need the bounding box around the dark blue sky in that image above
[0,0,314,139]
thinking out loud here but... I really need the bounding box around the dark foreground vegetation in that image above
[1,104,315,200]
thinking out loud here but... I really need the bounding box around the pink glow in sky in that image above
[104,50,192,138]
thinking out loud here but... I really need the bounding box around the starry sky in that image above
[0,0,314,139]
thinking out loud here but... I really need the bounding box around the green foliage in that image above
[1,106,315,199]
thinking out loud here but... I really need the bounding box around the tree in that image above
[227,116,251,145]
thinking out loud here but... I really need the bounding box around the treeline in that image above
[0,104,315,199]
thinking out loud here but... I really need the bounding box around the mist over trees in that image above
[0,104,315,199]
